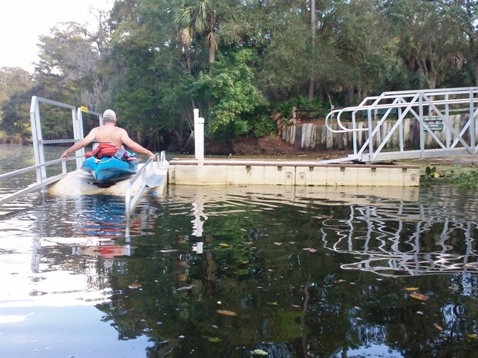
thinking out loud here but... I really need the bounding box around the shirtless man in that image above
[60,109,155,160]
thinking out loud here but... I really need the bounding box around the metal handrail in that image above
[124,151,169,221]
[0,158,70,205]
[324,87,478,162]
[124,152,157,221]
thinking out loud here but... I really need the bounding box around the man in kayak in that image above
[61,109,155,160]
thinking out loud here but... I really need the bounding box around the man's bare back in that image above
[91,125,128,148]
[61,109,155,159]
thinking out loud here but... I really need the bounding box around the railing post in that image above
[193,109,205,166]
[418,92,425,157]
[367,110,374,161]
[125,183,132,222]
[470,88,475,152]
[30,96,46,184]
[74,108,85,170]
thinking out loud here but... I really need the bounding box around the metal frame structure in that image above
[325,87,478,162]
[1,96,165,220]
[29,96,101,175]
[0,96,92,205]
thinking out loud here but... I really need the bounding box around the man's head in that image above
[103,109,117,124]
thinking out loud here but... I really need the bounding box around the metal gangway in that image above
[325,87,478,163]
[0,96,167,220]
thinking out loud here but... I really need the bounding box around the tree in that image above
[35,22,105,109]
[174,0,220,72]
[381,0,464,89]
[0,67,33,127]
[439,0,478,85]
[195,49,268,139]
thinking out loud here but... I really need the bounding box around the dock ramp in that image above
[325,87,478,163]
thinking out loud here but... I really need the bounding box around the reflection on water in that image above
[320,186,478,277]
[2,144,478,356]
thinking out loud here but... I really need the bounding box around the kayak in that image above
[81,156,138,184]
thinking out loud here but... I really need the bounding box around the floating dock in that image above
[168,158,420,187]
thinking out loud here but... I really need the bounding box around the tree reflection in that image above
[42,185,478,357]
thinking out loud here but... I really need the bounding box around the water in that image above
[1,144,478,357]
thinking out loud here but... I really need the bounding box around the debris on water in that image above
[216,309,238,316]
[410,292,429,301]
[159,249,178,253]
[252,349,269,356]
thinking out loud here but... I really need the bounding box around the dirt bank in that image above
[220,135,478,175]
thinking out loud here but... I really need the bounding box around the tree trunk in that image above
[308,0,316,102]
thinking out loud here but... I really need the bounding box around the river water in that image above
[1,144,478,357]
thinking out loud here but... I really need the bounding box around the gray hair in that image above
[103,109,117,123]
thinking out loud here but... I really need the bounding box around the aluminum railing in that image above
[325,87,478,162]
[1,96,167,222]
[125,150,169,221]
[0,158,68,205]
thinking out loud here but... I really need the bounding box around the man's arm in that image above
[61,129,97,159]
[120,130,155,159]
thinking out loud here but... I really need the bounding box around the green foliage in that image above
[0,68,34,139]
[195,49,268,138]
[0,91,33,139]
[3,0,478,149]
[274,96,328,121]
[455,170,478,189]
[251,114,276,138]
[421,166,478,189]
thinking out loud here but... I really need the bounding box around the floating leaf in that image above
[468,333,478,339]
[205,336,222,343]
[217,309,238,316]
[405,287,420,292]
[434,323,443,331]
[219,243,230,247]
[252,349,269,356]
[410,293,429,301]
[273,242,282,245]
[303,247,317,253]
[267,302,278,306]
[177,285,195,291]
[128,283,141,289]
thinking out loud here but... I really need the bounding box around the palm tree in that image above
[174,0,219,73]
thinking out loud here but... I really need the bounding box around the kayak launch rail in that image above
[124,150,169,221]
[0,158,68,206]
